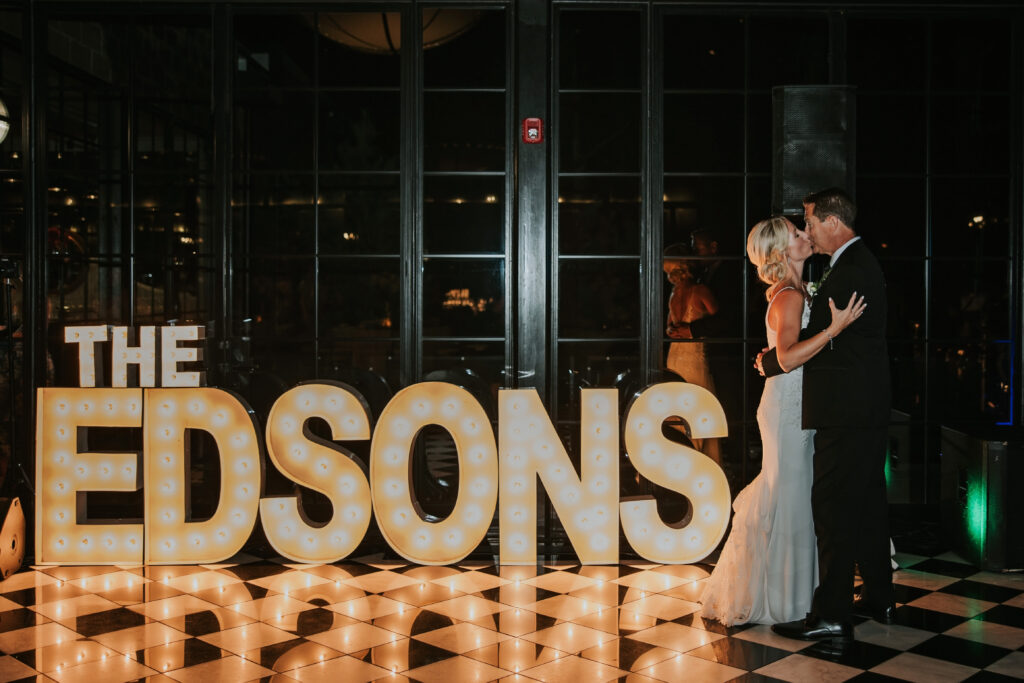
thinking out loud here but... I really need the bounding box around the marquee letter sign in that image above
[371,383,498,565]
[499,388,619,564]
[144,387,262,564]
[261,382,373,563]
[620,383,731,563]
[36,387,144,564]
[36,325,734,566]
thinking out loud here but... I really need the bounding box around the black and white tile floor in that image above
[0,550,1021,682]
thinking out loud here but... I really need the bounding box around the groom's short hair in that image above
[804,188,857,230]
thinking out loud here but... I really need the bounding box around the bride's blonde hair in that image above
[747,216,792,300]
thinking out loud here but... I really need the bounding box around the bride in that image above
[699,216,865,626]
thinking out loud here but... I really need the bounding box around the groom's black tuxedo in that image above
[793,239,889,428]
[761,237,893,622]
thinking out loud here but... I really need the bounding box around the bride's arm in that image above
[770,289,866,373]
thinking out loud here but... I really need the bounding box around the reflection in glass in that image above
[235,13,315,88]
[424,92,504,172]
[559,93,639,173]
[662,248,746,342]
[47,17,129,87]
[422,258,504,338]
[930,341,1011,423]
[888,342,925,418]
[746,176,772,230]
[234,90,314,170]
[319,92,400,172]
[559,11,640,90]
[135,102,212,172]
[848,19,927,90]
[878,260,924,340]
[748,15,828,89]
[233,173,315,255]
[930,19,1011,91]
[857,96,925,174]
[319,258,400,337]
[663,176,745,256]
[929,260,1009,341]
[558,176,639,256]
[423,9,504,88]
[559,259,639,338]
[747,95,772,173]
[45,257,124,324]
[664,94,744,173]
[0,13,22,87]
[135,256,213,325]
[46,174,123,256]
[931,95,1009,175]
[424,175,504,254]
[663,15,744,90]
[930,178,1009,258]
[319,174,400,254]
[0,177,22,252]
[316,15,400,88]
[47,89,123,172]
[134,174,214,256]
[131,14,211,95]
[856,179,924,258]
[235,257,314,339]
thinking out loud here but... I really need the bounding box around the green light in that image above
[884,448,892,491]
[966,475,987,557]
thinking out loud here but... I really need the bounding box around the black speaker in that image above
[940,425,1024,571]
[772,85,856,215]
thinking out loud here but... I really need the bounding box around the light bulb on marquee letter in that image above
[370,382,497,565]
[35,388,144,565]
[64,326,109,388]
[498,388,620,565]
[620,382,730,564]
[260,382,372,563]
[144,387,261,564]
[160,326,205,387]
[111,326,156,388]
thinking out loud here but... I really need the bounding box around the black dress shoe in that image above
[852,596,895,624]
[771,614,853,642]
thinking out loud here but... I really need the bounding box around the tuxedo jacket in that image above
[762,239,890,429]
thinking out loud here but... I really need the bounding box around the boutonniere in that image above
[806,266,832,298]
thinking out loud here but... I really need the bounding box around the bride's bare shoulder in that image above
[769,286,803,309]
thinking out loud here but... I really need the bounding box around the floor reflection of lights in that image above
[0,552,1019,681]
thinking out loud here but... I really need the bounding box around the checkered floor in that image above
[0,550,1021,682]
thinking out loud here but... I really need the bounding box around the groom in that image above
[761,188,893,643]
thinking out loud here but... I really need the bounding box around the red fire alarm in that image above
[522,117,543,144]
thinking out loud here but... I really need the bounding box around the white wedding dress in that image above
[700,287,818,626]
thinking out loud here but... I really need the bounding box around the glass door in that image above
[231,6,514,556]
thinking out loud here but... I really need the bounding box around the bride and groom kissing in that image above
[699,187,893,647]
